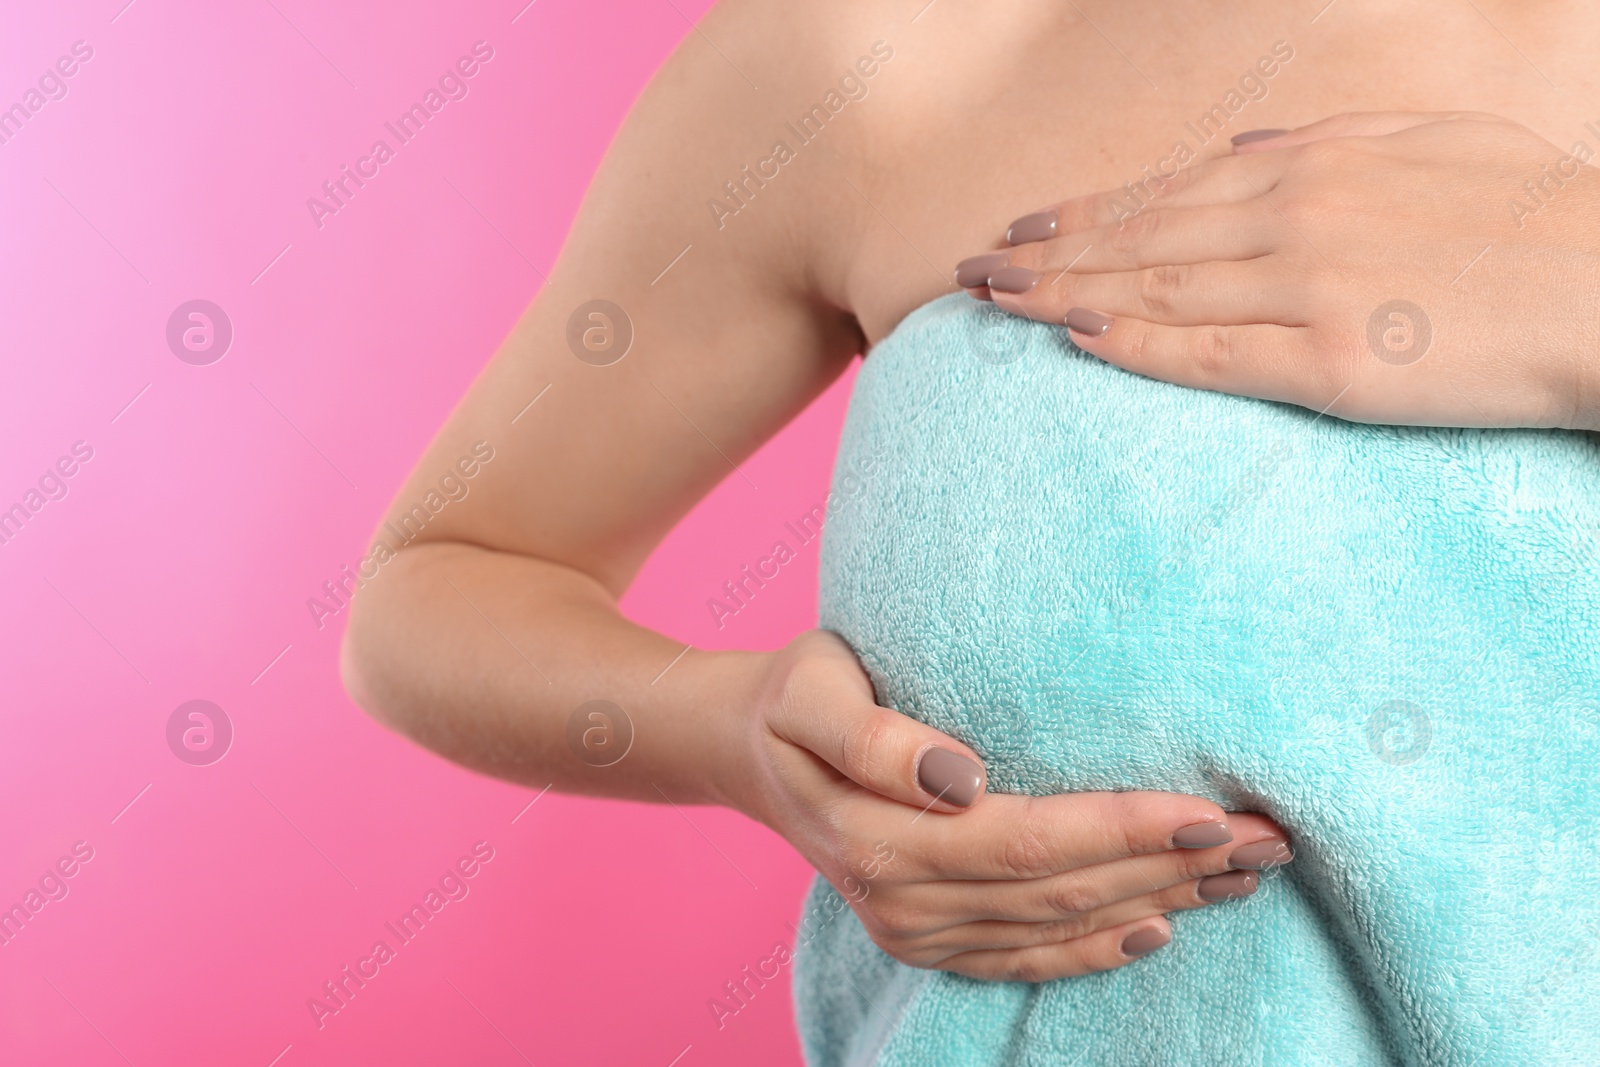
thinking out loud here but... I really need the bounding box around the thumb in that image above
[1231,109,1474,154]
[766,632,989,812]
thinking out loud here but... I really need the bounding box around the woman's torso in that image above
[776,6,1600,1062]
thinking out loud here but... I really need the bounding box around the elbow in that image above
[339,603,383,724]
[339,618,377,719]
[339,587,409,736]
[340,539,481,743]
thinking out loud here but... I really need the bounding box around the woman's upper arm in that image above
[382,1,868,595]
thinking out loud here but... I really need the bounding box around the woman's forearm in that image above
[342,540,770,815]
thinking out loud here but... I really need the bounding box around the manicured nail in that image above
[986,266,1039,294]
[953,252,1010,289]
[1120,925,1170,957]
[1006,211,1057,245]
[916,748,984,807]
[1198,870,1260,901]
[1171,821,1232,849]
[1230,128,1290,147]
[1228,840,1294,870]
[1064,307,1113,338]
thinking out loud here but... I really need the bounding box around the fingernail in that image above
[1065,307,1113,338]
[986,266,1040,294]
[917,747,984,807]
[1230,128,1290,147]
[1170,821,1232,849]
[954,252,1010,289]
[1198,870,1260,902]
[1006,211,1057,245]
[1121,925,1170,957]
[1228,840,1294,870]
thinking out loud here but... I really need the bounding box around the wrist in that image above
[668,646,777,823]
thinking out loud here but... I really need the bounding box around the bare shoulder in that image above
[592,0,1029,337]
[624,0,907,305]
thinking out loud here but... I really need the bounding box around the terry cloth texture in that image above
[793,293,1600,1067]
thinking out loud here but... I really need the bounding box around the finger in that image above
[991,258,1294,329]
[1062,311,1331,408]
[1231,110,1480,154]
[926,870,1258,956]
[909,791,1232,881]
[937,916,1173,982]
[929,814,1290,923]
[764,633,989,813]
[1000,204,1276,276]
[999,154,1291,244]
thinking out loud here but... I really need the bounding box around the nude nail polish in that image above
[1229,840,1294,870]
[917,748,984,807]
[1171,821,1233,849]
[1121,926,1170,957]
[1198,870,1260,901]
[954,252,1010,289]
[1006,211,1057,245]
[1064,307,1113,338]
[1230,128,1290,146]
[986,266,1039,294]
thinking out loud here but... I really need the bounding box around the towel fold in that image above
[793,293,1600,1067]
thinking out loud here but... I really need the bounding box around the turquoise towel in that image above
[793,293,1600,1066]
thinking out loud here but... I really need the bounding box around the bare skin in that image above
[343,0,1597,982]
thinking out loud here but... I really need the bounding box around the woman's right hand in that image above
[734,630,1293,983]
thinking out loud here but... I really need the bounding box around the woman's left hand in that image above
[958,111,1600,431]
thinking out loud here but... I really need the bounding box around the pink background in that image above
[0,1,851,1063]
